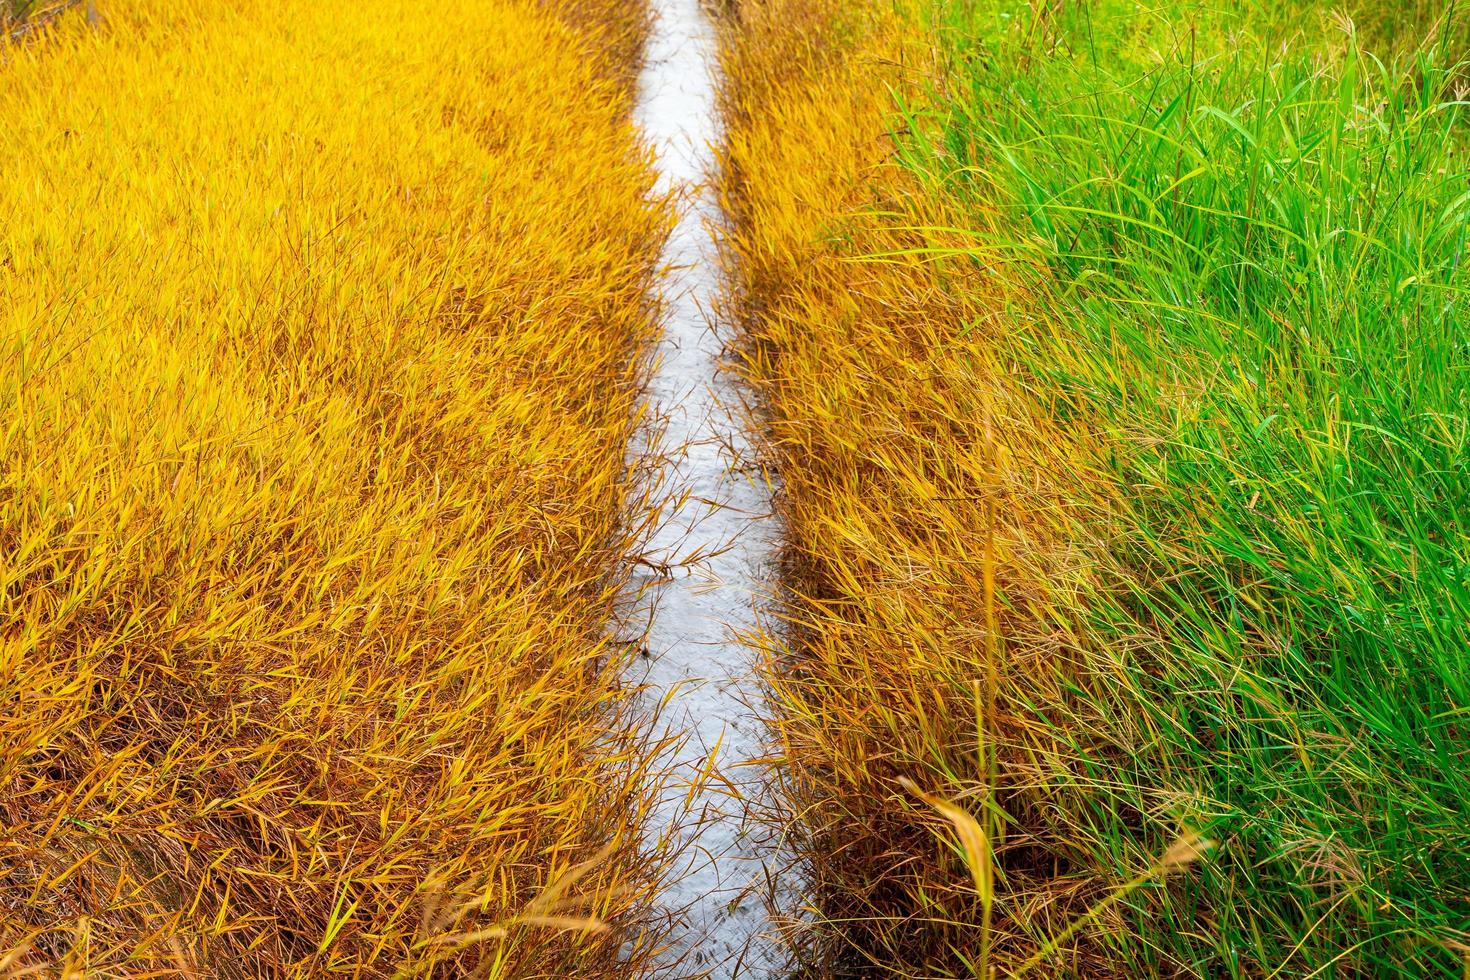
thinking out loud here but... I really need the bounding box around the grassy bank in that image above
[917,0,1470,973]
[0,0,670,973]
[719,0,1088,973]
[724,0,1470,974]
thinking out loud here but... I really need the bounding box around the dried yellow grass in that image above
[718,0,1125,974]
[549,0,653,89]
[0,0,673,974]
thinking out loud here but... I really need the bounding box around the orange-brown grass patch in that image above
[545,0,652,92]
[718,0,1143,975]
[0,0,672,974]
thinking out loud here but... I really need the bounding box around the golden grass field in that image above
[0,0,674,973]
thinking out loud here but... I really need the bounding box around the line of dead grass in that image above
[716,0,1153,975]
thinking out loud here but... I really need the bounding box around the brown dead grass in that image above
[547,0,653,91]
[717,0,1139,975]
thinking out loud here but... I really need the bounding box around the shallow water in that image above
[629,0,784,976]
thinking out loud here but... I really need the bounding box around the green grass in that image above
[4,0,80,30]
[909,0,1470,973]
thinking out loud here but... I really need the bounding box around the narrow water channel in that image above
[629,0,782,975]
